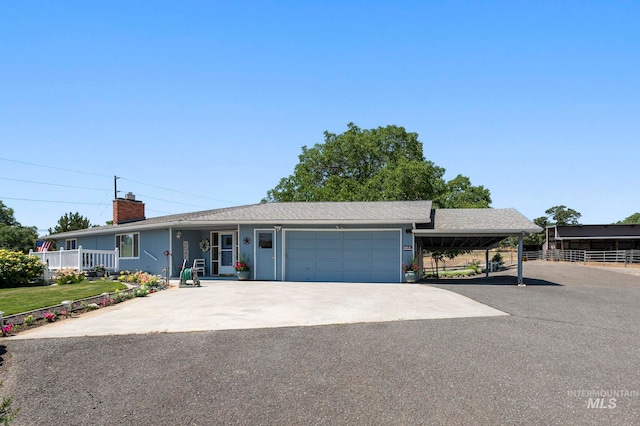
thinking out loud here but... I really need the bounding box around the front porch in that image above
[30,247,120,272]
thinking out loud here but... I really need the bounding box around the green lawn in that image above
[0,280,128,316]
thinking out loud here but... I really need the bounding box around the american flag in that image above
[37,240,52,252]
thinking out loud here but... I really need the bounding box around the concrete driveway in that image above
[11,280,507,339]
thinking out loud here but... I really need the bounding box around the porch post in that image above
[78,245,83,270]
[485,249,489,278]
[518,233,525,286]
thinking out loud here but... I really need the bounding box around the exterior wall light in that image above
[176,231,182,239]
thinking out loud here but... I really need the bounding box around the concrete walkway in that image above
[10,281,507,339]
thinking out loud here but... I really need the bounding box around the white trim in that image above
[282,227,403,282]
[253,228,277,281]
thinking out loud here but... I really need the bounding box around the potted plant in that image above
[93,264,106,277]
[403,257,420,283]
[234,255,251,281]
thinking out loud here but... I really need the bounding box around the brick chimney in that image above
[113,192,145,224]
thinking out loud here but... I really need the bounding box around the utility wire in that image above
[1,157,241,205]
[0,196,108,205]
[137,193,208,209]
[120,177,238,204]
[0,177,109,191]
[0,157,112,178]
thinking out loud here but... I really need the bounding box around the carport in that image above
[412,209,543,285]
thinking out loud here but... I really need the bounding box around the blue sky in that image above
[1,1,638,233]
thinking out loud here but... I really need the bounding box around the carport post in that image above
[485,249,489,278]
[517,232,525,286]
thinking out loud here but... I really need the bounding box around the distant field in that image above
[422,250,518,270]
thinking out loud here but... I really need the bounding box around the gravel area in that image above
[1,261,639,425]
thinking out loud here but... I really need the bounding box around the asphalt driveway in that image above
[2,261,639,425]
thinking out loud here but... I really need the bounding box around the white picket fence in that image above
[523,249,640,266]
[30,246,119,271]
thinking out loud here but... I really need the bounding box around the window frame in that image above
[65,239,77,250]
[116,232,140,259]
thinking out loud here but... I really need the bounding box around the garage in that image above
[285,230,402,283]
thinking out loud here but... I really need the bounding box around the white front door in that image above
[219,232,236,275]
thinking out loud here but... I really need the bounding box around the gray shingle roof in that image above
[189,201,434,222]
[428,208,542,233]
[51,201,434,238]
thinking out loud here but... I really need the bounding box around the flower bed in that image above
[1,274,169,337]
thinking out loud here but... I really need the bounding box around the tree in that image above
[0,200,38,253]
[49,212,92,234]
[545,205,581,226]
[507,206,581,249]
[617,213,640,224]
[264,123,491,207]
[436,175,491,208]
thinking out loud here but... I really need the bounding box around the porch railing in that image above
[29,246,119,272]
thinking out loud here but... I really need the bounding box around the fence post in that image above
[78,246,83,270]
[114,248,119,272]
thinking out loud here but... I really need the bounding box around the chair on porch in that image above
[192,258,206,277]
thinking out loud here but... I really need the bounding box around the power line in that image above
[0,196,108,205]
[1,156,241,205]
[0,177,109,191]
[0,157,111,178]
[120,177,239,204]
[137,193,208,209]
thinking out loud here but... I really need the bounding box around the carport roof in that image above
[414,208,542,250]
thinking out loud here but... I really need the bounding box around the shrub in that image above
[0,381,20,424]
[23,315,35,326]
[491,252,504,266]
[133,287,150,297]
[53,268,86,285]
[0,249,45,287]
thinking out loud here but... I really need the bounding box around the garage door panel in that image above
[343,250,371,260]
[344,239,371,250]
[288,259,315,270]
[288,249,316,260]
[372,249,398,260]
[316,270,344,281]
[288,239,315,250]
[288,270,315,281]
[344,232,372,240]
[316,260,343,270]
[316,239,343,250]
[286,230,400,283]
[316,232,342,240]
[316,249,343,259]
[345,261,371,271]
[373,232,399,241]
[344,271,372,282]
[372,260,398,271]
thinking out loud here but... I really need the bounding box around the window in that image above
[258,232,273,249]
[65,239,77,250]
[116,233,139,258]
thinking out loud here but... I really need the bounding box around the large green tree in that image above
[265,123,491,207]
[516,206,581,248]
[617,213,640,224]
[545,205,581,226]
[0,200,38,253]
[49,212,92,234]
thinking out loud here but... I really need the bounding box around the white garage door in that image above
[285,230,401,283]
